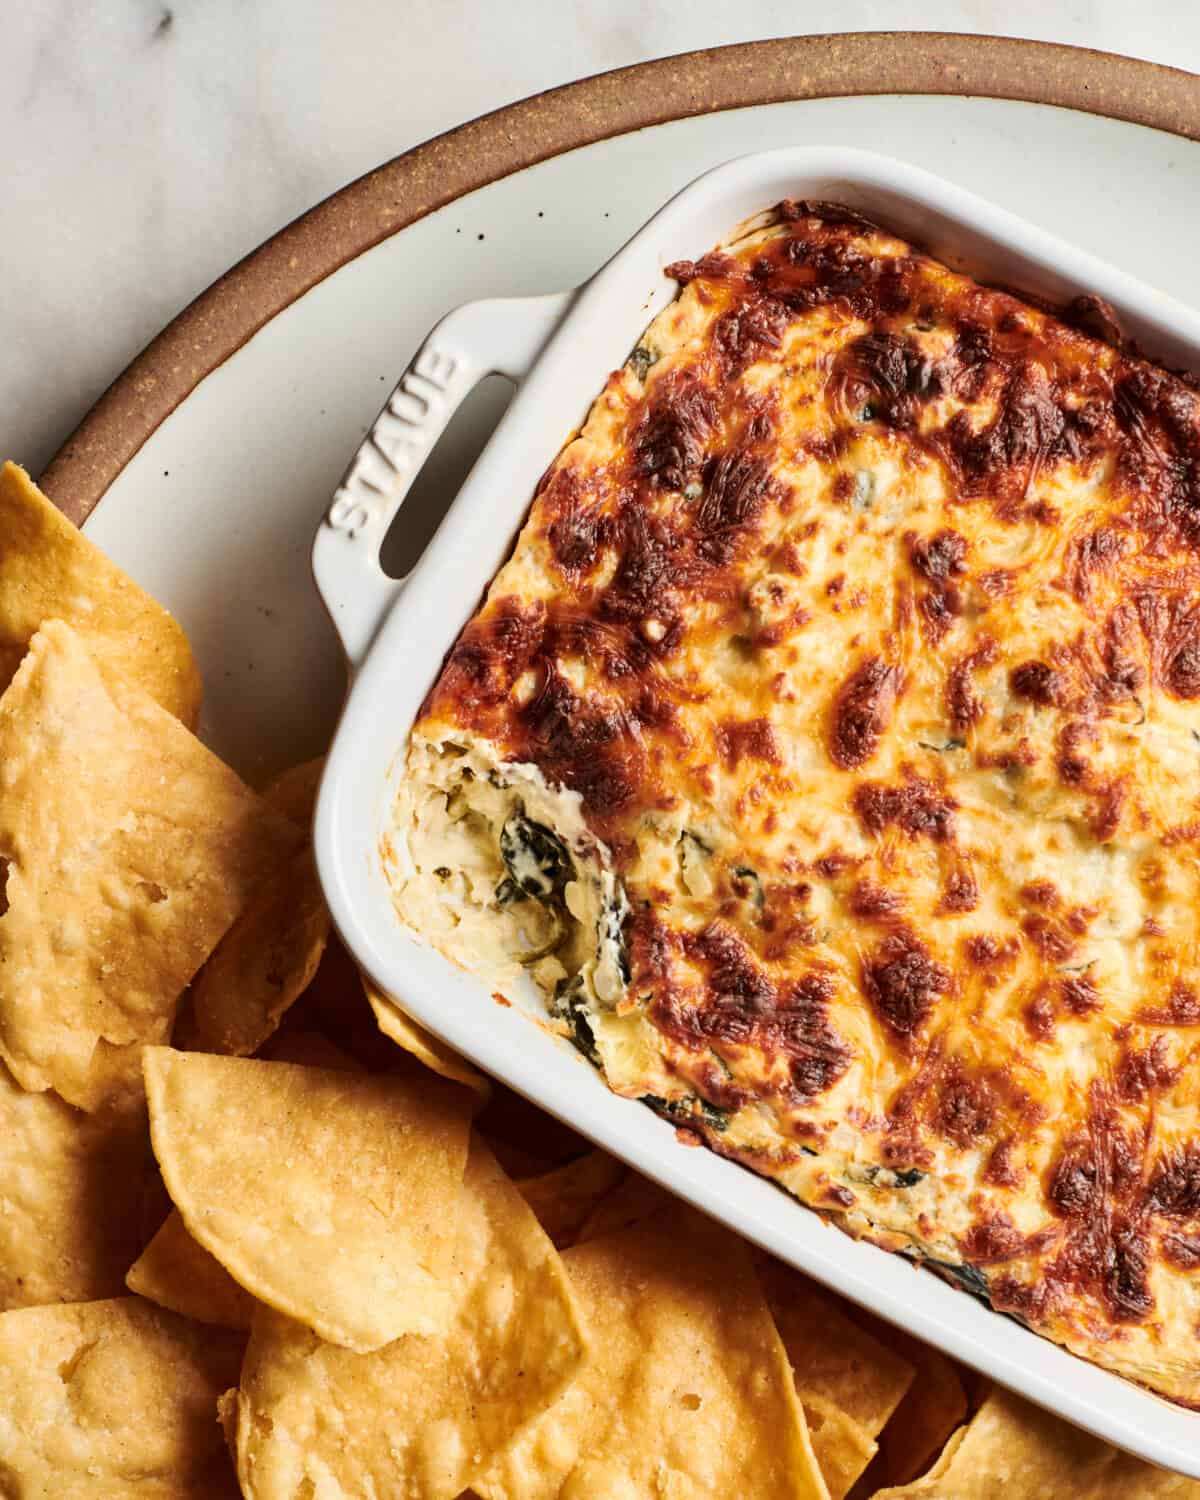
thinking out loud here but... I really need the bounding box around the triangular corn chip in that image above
[876,1330,969,1485]
[365,978,490,1099]
[233,1137,588,1500]
[126,1207,256,1331]
[0,621,299,1108]
[144,1047,473,1350]
[577,1166,671,1240]
[516,1149,626,1248]
[0,461,201,723]
[870,1385,1191,1498]
[261,756,324,825]
[477,1208,829,1500]
[128,1032,363,1327]
[186,846,330,1056]
[758,1256,915,1496]
[0,1057,148,1308]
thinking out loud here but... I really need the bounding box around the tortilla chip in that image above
[804,1392,877,1500]
[477,1208,828,1500]
[0,461,201,724]
[217,1387,240,1462]
[365,980,490,1100]
[870,1385,1196,1498]
[870,1427,968,1495]
[0,1295,243,1497]
[483,1137,555,1179]
[278,935,412,1071]
[129,1032,361,1329]
[577,1167,672,1239]
[261,755,324,826]
[185,847,330,1056]
[475,1077,590,1168]
[233,1137,588,1500]
[144,1047,473,1350]
[754,1258,915,1498]
[759,1256,914,1435]
[261,1028,363,1071]
[0,621,300,1109]
[126,1207,256,1330]
[875,1332,969,1485]
[0,1057,148,1309]
[516,1149,626,1248]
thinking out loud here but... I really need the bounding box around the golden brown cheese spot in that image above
[1162,1233,1200,1270]
[1090,778,1128,843]
[946,637,997,730]
[1140,980,1200,1026]
[861,930,950,1046]
[848,878,906,922]
[1060,975,1101,1017]
[1115,1035,1178,1103]
[648,920,852,1108]
[715,716,780,770]
[691,447,778,566]
[917,586,963,643]
[1055,720,1093,785]
[1020,912,1078,964]
[711,298,793,377]
[1010,659,1070,708]
[958,1211,1058,1266]
[1024,990,1056,1042]
[634,373,717,489]
[830,472,855,504]
[852,774,956,842]
[964,933,1017,968]
[1042,1098,1155,1325]
[828,657,902,770]
[1147,1142,1200,1220]
[833,330,943,428]
[938,866,979,914]
[933,1059,999,1149]
[1113,364,1200,551]
[1063,525,1129,601]
[908,528,968,582]
[430,596,546,716]
[1134,590,1200,700]
[983,1138,1023,1189]
[890,1045,1043,1171]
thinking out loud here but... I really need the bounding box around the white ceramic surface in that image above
[311,144,1200,1477]
[80,95,1200,784]
[8,4,1200,477]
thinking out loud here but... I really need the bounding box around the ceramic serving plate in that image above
[74,90,1200,783]
[310,145,1200,1476]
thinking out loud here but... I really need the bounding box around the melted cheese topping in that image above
[393,203,1200,1403]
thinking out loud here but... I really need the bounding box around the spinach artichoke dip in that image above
[388,201,1200,1404]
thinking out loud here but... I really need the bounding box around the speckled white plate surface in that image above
[78,93,1200,784]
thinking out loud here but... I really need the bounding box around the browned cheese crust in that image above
[413,203,1200,1403]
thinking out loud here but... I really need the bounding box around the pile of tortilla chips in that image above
[0,458,1193,1497]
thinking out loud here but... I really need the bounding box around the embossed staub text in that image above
[327,346,459,537]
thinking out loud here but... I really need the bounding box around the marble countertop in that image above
[5,1,1198,479]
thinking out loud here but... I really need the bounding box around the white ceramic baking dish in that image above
[312,146,1200,1476]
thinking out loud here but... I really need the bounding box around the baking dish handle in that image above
[313,290,573,668]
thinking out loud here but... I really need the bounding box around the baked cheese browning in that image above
[394,201,1200,1403]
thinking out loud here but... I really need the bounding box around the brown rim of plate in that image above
[41,31,1200,524]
